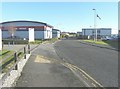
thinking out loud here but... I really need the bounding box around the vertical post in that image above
[0,28,2,50]
[93,9,97,41]
[28,44,30,54]
[8,42,10,50]
[13,41,14,46]
[41,39,43,43]
[24,47,26,59]
[14,52,17,70]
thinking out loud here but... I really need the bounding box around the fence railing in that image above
[0,44,31,84]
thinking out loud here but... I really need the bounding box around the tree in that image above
[5,23,16,38]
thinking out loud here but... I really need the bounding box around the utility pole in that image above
[93,9,97,41]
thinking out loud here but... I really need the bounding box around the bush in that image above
[2,39,28,44]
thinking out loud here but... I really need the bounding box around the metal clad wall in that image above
[15,30,28,38]
[82,29,93,36]
[1,21,53,39]
[82,28,111,36]
[35,31,44,39]
[2,31,9,38]
[52,30,60,38]
[2,30,45,39]
[2,30,28,39]
[100,29,111,36]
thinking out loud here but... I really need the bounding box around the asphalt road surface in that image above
[15,43,85,87]
[54,39,118,87]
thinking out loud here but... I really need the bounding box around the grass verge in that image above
[1,51,24,73]
[83,40,108,45]
[29,40,42,44]
[47,38,59,43]
[82,40,118,49]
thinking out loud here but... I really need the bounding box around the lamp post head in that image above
[93,9,96,10]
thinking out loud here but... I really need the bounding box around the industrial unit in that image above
[52,29,61,38]
[82,28,111,38]
[0,20,53,40]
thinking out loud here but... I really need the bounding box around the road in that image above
[15,43,85,87]
[54,39,118,87]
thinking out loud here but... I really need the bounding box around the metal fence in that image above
[0,44,31,84]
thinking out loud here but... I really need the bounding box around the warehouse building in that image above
[82,28,111,38]
[52,29,61,38]
[0,20,53,41]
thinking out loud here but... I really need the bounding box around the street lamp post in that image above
[93,9,97,41]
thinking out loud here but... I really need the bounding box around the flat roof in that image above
[52,29,60,31]
[82,28,112,30]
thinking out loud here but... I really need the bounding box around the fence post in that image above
[28,44,30,54]
[24,47,26,59]
[14,52,17,70]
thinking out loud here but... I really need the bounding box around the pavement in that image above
[15,43,85,87]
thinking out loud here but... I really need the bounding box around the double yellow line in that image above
[61,62,105,88]
[37,54,105,88]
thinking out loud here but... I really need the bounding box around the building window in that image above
[97,30,100,33]
[92,30,95,34]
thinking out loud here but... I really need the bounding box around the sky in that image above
[0,2,118,34]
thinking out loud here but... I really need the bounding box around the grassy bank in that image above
[82,40,118,49]
[48,38,59,43]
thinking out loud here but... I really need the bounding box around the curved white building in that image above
[0,20,53,40]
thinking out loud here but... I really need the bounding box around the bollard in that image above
[14,52,18,70]
[28,44,30,54]
[13,41,14,46]
[8,42,10,50]
[24,47,26,59]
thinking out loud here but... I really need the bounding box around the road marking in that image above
[59,60,105,88]
[33,54,105,88]
[92,83,97,87]
[34,55,51,63]
[61,63,90,87]
[70,64,104,87]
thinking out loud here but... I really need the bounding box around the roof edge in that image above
[0,20,53,28]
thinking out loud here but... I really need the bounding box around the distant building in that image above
[52,29,61,38]
[77,31,82,36]
[82,28,111,38]
[0,20,53,40]
[61,32,69,35]
[119,30,120,36]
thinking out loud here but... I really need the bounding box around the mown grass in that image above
[83,40,108,45]
[1,51,24,73]
[47,38,59,43]
[102,40,118,49]
[29,40,42,44]
[1,50,14,60]
[82,40,118,49]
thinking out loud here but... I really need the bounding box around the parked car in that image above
[101,36,113,40]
